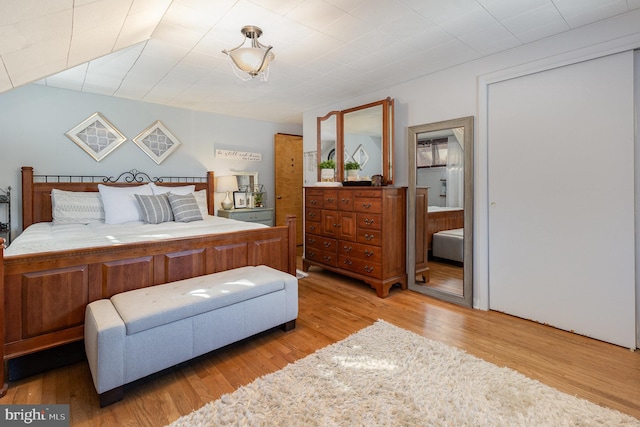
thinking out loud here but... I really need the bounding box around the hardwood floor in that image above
[1,258,639,426]
[419,258,464,296]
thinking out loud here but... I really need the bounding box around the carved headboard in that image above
[21,166,215,229]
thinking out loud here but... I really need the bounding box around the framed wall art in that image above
[133,120,181,164]
[65,112,126,161]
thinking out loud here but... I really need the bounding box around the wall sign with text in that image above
[216,149,262,162]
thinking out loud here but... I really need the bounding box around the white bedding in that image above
[428,206,463,212]
[5,216,267,257]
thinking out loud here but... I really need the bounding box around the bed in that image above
[0,166,296,395]
[426,206,464,250]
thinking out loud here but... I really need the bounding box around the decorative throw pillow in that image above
[51,189,105,225]
[98,184,153,224]
[167,192,203,222]
[149,183,195,195]
[135,194,174,224]
[193,189,209,217]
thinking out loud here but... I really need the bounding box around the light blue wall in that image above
[0,84,301,235]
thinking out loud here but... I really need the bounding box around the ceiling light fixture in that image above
[222,25,274,82]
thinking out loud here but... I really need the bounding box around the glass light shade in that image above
[229,48,274,75]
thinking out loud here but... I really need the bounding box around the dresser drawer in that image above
[337,190,354,211]
[218,208,274,226]
[338,241,381,263]
[357,229,382,246]
[305,193,323,208]
[354,197,382,213]
[338,256,382,279]
[321,190,338,209]
[305,247,338,267]
[305,208,321,222]
[229,209,272,222]
[306,234,337,252]
[305,221,321,235]
[357,212,381,230]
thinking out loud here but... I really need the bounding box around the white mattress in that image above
[4,216,267,257]
[428,206,463,213]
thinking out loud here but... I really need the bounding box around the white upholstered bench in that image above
[84,265,298,406]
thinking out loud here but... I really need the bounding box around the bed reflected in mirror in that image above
[407,117,473,307]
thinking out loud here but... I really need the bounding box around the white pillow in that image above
[51,189,104,225]
[149,182,195,195]
[193,189,209,217]
[98,184,153,224]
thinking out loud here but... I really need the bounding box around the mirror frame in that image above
[316,111,340,182]
[407,116,474,307]
[317,98,394,184]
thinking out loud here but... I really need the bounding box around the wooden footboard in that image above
[427,209,464,250]
[1,216,295,362]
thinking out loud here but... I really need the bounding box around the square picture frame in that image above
[65,112,126,162]
[233,191,248,209]
[133,120,181,164]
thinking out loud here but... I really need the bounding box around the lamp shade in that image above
[216,175,238,193]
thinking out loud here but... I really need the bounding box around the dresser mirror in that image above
[316,98,394,184]
[407,116,473,307]
[316,111,339,181]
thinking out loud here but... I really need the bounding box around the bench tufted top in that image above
[111,265,293,335]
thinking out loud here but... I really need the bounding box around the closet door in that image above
[487,51,635,348]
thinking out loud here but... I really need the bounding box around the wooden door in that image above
[274,133,303,245]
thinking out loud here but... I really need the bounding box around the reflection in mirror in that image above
[407,116,473,307]
[317,112,339,181]
[341,98,394,184]
[342,104,382,180]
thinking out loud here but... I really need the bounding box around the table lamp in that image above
[216,175,238,210]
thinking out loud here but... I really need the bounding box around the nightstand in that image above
[217,208,274,226]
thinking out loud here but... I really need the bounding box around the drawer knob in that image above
[310,200,318,205]
[308,251,316,257]
[323,241,332,248]
[364,218,374,225]
[327,197,335,202]
[364,250,374,257]
[341,198,350,204]
[309,212,316,218]
[343,259,353,265]
[323,255,332,262]
[310,225,316,231]
[364,265,374,273]
[362,203,372,209]
[308,238,316,244]
[343,245,352,252]
[364,234,374,241]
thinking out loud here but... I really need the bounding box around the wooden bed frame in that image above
[427,208,464,250]
[0,166,297,395]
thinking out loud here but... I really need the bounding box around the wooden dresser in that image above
[302,186,407,297]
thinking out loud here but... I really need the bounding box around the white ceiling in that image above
[1,0,639,124]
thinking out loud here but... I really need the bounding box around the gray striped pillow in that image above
[167,192,203,222]
[135,193,174,224]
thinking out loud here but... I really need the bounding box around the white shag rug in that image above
[168,320,639,427]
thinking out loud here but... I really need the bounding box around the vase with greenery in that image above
[253,192,264,207]
[345,161,360,180]
[319,159,336,182]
